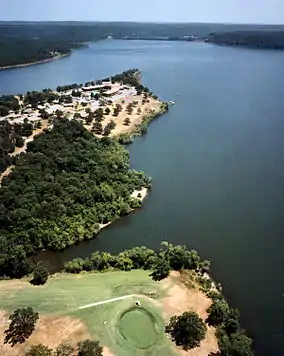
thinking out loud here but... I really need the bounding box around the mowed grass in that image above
[0,270,177,356]
[119,307,159,348]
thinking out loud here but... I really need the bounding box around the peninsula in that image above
[0,243,254,356]
[0,69,169,279]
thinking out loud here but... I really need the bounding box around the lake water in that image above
[1,40,284,355]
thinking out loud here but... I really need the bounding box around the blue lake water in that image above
[1,40,284,355]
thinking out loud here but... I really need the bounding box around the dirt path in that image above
[10,119,48,156]
[0,165,15,185]
[78,294,135,310]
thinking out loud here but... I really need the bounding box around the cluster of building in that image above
[0,81,138,125]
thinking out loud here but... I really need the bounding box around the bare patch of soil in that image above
[103,346,115,356]
[0,312,90,356]
[10,119,48,157]
[0,165,15,186]
[160,271,219,356]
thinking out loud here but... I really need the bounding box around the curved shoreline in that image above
[99,187,148,231]
[0,53,70,71]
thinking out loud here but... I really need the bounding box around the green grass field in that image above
[0,270,177,355]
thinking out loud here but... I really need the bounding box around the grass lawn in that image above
[0,270,177,355]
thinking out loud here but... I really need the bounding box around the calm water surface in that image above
[1,40,284,356]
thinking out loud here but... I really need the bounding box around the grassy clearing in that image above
[0,270,177,356]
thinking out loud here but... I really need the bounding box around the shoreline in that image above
[0,53,70,71]
[99,187,148,231]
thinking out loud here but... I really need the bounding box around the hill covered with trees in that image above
[1,22,284,67]
[206,30,284,50]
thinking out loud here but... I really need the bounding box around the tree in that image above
[123,117,131,126]
[103,121,116,136]
[30,264,49,286]
[104,107,111,115]
[150,258,170,281]
[15,136,25,148]
[4,307,39,346]
[92,122,103,135]
[165,312,206,351]
[94,108,104,122]
[74,112,81,119]
[206,300,230,327]
[54,342,75,356]
[35,121,42,129]
[72,90,81,98]
[108,120,116,130]
[77,339,103,356]
[39,109,49,120]
[25,344,53,356]
[55,109,63,118]
[85,112,94,125]
[218,332,254,356]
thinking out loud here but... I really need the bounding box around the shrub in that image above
[30,264,49,286]
[64,258,85,273]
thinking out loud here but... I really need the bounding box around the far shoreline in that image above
[0,53,71,71]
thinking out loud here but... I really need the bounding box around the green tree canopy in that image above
[25,344,53,356]
[77,339,103,356]
[206,300,231,327]
[4,307,39,346]
[150,258,170,281]
[165,311,207,351]
[30,264,49,286]
[54,342,75,356]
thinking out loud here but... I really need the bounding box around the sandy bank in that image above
[99,187,148,231]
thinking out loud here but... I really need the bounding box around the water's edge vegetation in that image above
[64,242,255,356]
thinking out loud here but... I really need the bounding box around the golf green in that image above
[119,307,159,349]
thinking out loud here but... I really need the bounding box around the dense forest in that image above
[0,119,35,174]
[0,119,151,278]
[1,22,284,66]
[206,30,284,50]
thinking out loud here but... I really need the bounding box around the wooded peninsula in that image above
[0,69,168,279]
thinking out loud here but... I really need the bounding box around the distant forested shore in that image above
[0,53,70,70]
[1,22,284,67]
[206,30,284,50]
